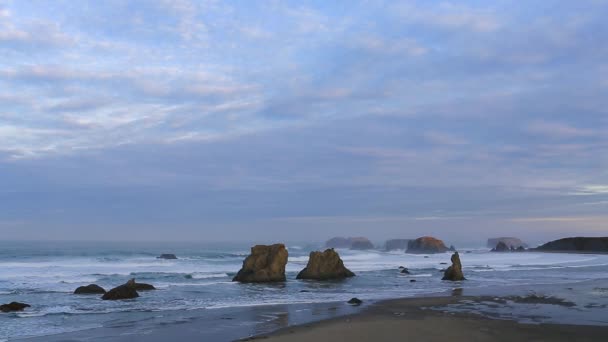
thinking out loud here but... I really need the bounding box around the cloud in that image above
[394,2,501,33]
[525,120,597,138]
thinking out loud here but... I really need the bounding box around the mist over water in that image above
[1,240,608,340]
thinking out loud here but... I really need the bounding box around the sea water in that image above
[1,240,608,340]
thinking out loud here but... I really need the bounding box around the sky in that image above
[1,0,607,245]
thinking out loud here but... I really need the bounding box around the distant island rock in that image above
[384,239,411,251]
[74,284,106,294]
[535,237,608,253]
[325,237,374,250]
[157,254,178,260]
[297,249,355,280]
[487,237,527,249]
[233,244,288,283]
[442,252,465,281]
[406,236,449,254]
[102,279,140,300]
[1,302,30,313]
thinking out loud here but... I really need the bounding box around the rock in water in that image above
[349,237,374,250]
[491,241,509,252]
[347,298,362,305]
[442,252,466,281]
[157,254,178,259]
[325,237,352,248]
[133,282,156,291]
[102,279,140,300]
[325,237,374,249]
[296,249,355,280]
[487,237,527,249]
[406,236,449,254]
[516,246,526,252]
[74,284,106,294]
[535,237,608,253]
[232,244,288,283]
[0,302,30,312]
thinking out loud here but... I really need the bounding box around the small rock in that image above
[400,268,410,274]
[347,298,362,305]
[74,284,106,294]
[0,302,30,313]
[157,254,178,260]
[410,279,416,282]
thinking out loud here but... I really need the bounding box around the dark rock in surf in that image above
[400,268,410,274]
[0,302,30,312]
[296,249,355,280]
[232,244,288,283]
[347,298,362,305]
[442,252,466,281]
[157,254,178,260]
[74,284,106,294]
[487,237,527,249]
[102,279,139,300]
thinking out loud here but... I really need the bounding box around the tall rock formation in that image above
[297,249,355,280]
[442,252,465,281]
[232,244,288,283]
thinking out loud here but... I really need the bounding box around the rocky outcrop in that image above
[232,244,288,283]
[491,241,509,252]
[516,246,526,252]
[325,237,374,250]
[133,282,156,291]
[350,237,374,250]
[0,302,30,312]
[406,236,449,254]
[385,239,411,251]
[102,279,140,300]
[535,237,608,253]
[442,252,465,281]
[74,284,106,294]
[297,249,355,280]
[347,298,362,305]
[157,254,177,259]
[487,237,527,249]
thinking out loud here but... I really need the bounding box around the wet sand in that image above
[247,296,608,342]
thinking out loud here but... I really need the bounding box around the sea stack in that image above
[296,249,355,280]
[442,252,465,281]
[406,236,449,254]
[325,237,374,250]
[491,241,509,252]
[233,244,288,283]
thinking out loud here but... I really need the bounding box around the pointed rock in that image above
[442,252,466,281]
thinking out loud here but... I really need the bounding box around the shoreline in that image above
[247,295,608,342]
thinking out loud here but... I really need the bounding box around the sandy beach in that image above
[249,296,608,342]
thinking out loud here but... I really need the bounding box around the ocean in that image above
[1,240,608,341]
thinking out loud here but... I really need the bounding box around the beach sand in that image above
[247,296,608,342]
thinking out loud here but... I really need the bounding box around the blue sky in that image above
[1,0,607,244]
